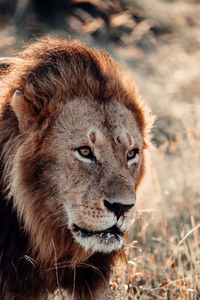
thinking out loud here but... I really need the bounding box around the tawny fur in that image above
[0,37,153,300]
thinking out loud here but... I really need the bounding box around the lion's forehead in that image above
[55,98,142,147]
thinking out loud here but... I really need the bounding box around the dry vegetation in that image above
[0,0,199,299]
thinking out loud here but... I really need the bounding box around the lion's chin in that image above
[72,224,124,253]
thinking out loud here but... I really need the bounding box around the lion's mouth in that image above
[73,224,123,241]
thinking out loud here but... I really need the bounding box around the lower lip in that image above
[73,224,123,240]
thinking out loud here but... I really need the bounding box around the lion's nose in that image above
[103,199,134,219]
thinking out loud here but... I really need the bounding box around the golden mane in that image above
[3,37,152,136]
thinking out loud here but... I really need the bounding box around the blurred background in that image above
[0,0,199,299]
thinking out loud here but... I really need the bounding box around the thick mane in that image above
[3,37,152,136]
[0,37,153,300]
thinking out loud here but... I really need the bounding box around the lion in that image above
[0,37,153,300]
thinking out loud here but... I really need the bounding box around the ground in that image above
[0,0,199,299]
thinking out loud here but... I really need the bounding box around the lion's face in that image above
[9,92,144,259]
[34,97,143,253]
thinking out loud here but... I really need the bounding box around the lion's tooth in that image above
[117,217,123,228]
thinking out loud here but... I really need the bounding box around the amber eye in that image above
[127,149,139,161]
[76,146,95,161]
[79,147,91,156]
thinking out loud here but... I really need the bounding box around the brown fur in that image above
[0,37,153,300]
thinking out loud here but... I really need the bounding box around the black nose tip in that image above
[104,199,134,219]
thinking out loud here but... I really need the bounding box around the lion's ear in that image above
[11,90,39,132]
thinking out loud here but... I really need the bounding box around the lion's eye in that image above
[76,146,95,161]
[127,149,139,163]
[78,147,91,157]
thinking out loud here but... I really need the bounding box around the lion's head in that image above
[1,37,153,266]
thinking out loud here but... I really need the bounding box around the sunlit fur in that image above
[0,37,153,300]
